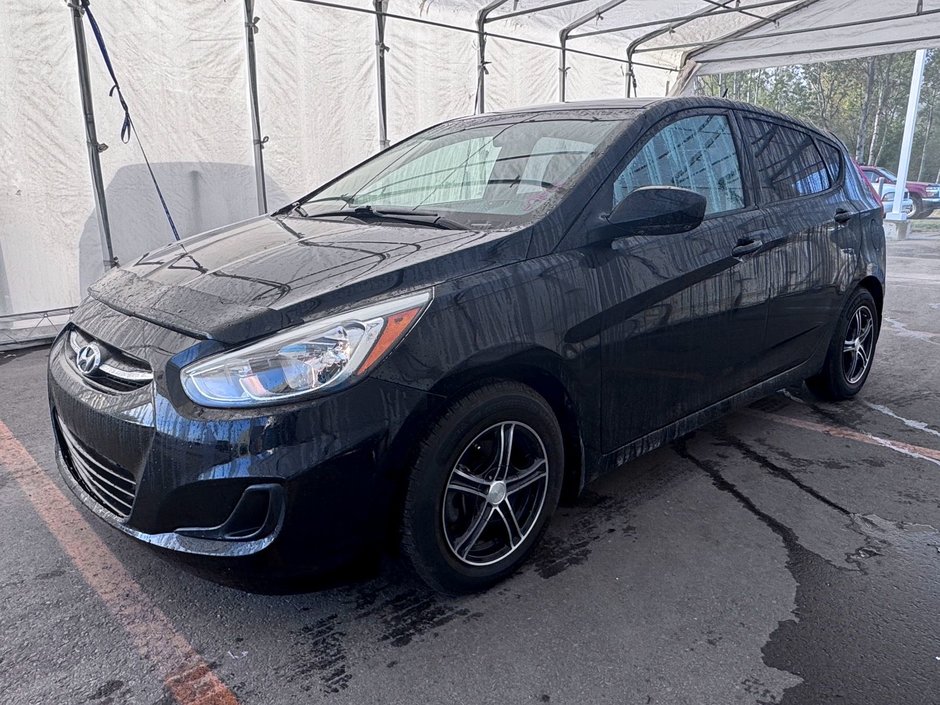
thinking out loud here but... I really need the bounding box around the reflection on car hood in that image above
[87,215,523,343]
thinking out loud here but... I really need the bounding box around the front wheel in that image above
[911,195,930,219]
[401,382,564,594]
[806,288,880,400]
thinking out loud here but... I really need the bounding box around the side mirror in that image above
[596,186,707,241]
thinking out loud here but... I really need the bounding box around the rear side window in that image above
[613,114,745,215]
[741,117,831,201]
[818,140,843,183]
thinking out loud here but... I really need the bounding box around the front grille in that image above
[55,414,137,519]
[68,328,153,392]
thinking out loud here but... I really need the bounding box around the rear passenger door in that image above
[737,114,860,375]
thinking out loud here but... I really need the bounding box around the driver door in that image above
[591,111,771,453]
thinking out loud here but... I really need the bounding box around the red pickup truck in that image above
[860,166,940,219]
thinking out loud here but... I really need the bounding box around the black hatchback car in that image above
[49,98,885,593]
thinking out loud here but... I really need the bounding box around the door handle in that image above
[731,237,764,257]
[834,208,854,224]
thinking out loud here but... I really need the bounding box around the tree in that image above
[695,50,939,180]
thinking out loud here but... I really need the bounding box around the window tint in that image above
[613,114,745,215]
[818,140,843,183]
[741,118,831,201]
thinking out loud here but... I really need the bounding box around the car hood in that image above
[87,215,526,344]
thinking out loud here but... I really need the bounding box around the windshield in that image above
[291,111,632,229]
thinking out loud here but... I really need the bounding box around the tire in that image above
[401,382,564,594]
[911,195,929,219]
[806,288,880,401]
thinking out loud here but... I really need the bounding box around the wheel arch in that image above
[433,353,586,504]
[858,275,884,318]
[382,346,588,543]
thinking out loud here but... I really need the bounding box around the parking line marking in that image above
[860,400,940,440]
[0,420,241,705]
[748,410,940,466]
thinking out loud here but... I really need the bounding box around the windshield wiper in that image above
[274,194,353,218]
[300,205,469,230]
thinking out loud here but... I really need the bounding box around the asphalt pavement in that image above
[2,233,939,705]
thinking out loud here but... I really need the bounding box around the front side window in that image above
[742,117,832,201]
[613,114,745,215]
[294,113,631,229]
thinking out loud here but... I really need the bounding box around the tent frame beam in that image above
[488,0,593,23]
[625,0,744,97]
[691,33,940,65]
[569,0,795,39]
[701,0,767,21]
[559,0,632,102]
[637,7,940,54]
[287,1,662,70]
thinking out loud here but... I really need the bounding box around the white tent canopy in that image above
[1,0,938,341]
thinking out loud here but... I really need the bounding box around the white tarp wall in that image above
[2,1,255,319]
[3,0,938,325]
[0,0,657,322]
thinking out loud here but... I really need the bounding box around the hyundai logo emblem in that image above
[75,343,102,376]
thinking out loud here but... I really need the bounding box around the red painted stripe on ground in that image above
[747,409,940,464]
[0,420,240,705]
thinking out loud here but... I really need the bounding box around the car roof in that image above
[485,96,840,147]
[488,98,663,113]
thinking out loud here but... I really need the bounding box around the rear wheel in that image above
[401,382,563,594]
[806,288,879,401]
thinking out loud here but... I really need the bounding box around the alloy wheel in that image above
[842,304,875,385]
[441,421,550,567]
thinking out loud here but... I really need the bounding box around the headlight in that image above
[181,290,431,407]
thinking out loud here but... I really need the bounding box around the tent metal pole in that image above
[625,49,634,96]
[558,0,632,102]
[243,0,268,214]
[374,0,389,149]
[559,35,568,102]
[889,49,927,221]
[68,0,117,270]
[475,0,511,114]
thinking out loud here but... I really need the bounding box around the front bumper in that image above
[48,311,433,573]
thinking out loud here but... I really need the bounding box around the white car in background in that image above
[879,188,914,216]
